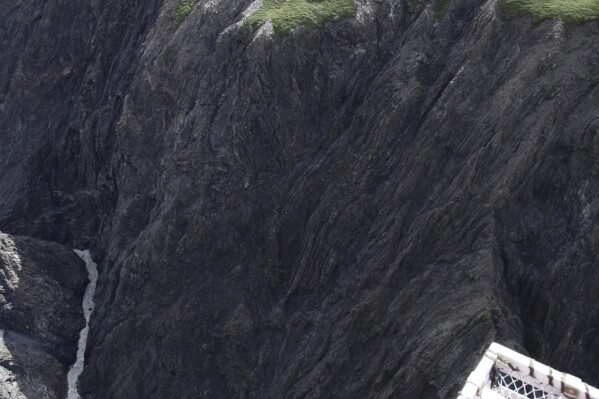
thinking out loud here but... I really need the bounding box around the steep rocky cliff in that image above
[0,0,598,397]
[0,233,86,398]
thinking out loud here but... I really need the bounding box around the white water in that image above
[67,249,99,399]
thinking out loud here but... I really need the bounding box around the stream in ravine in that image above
[67,250,98,399]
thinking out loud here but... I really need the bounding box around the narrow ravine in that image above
[67,249,98,399]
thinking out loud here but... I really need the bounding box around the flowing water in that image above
[67,250,98,399]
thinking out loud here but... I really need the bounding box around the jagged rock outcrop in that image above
[0,0,598,397]
[0,233,87,398]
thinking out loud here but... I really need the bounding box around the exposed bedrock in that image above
[0,0,598,397]
[0,233,87,398]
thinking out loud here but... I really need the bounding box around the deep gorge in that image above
[1,0,598,397]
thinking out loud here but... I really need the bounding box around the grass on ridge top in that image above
[244,0,357,35]
[434,0,451,20]
[174,0,199,28]
[501,0,599,25]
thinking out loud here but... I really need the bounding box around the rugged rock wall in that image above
[0,0,598,397]
[0,233,87,398]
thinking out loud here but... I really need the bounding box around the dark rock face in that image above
[1,0,598,398]
[0,233,87,398]
[0,0,162,245]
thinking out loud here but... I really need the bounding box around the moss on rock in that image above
[245,0,357,35]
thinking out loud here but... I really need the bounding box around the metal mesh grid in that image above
[458,343,599,399]
[491,368,558,399]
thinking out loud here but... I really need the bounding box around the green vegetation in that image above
[174,0,199,28]
[434,0,451,20]
[501,0,599,25]
[245,0,357,35]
